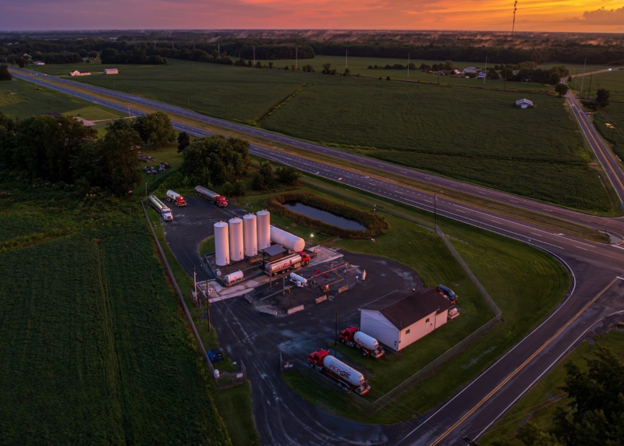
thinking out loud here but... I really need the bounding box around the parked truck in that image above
[148,195,173,221]
[166,190,187,207]
[264,251,311,276]
[307,349,371,395]
[436,285,458,304]
[195,186,228,207]
[223,270,244,287]
[339,326,385,358]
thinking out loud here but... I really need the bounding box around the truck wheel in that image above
[362,351,369,357]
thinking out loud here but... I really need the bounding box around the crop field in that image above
[594,102,624,160]
[569,69,624,101]
[0,185,232,445]
[30,59,613,211]
[0,78,122,120]
[480,329,624,445]
[261,80,612,211]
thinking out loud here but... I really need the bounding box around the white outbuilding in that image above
[359,289,455,351]
[103,68,119,75]
[515,98,535,109]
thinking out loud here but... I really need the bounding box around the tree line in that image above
[0,111,175,196]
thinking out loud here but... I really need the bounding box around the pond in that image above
[283,202,367,231]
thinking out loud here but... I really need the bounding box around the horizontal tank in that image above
[354,331,380,352]
[289,272,307,286]
[224,270,244,285]
[257,210,271,250]
[270,226,305,252]
[323,355,366,387]
[229,218,244,262]
[243,214,258,257]
[214,221,230,267]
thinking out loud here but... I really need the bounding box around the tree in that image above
[177,131,190,153]
[596,89,610,108]
[252,161,275,191]
[276,165,300,185]
[555,83,569,97]
[344,68,350,76]
[132,112,175,147]
[517,423,563,446]
[181,135,250,187]
[548,72,561,85]
[322,63,332,74]
[487,68,499,80]
[0,64,12,81]
[99,123,142,196]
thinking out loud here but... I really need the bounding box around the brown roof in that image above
[361,289,453,329]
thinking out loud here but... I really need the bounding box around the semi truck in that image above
[264,251,311,276]
[307,349,371,395]
[148,195,173,221]
[339,326,385,359]
[195,186,228,207]
[166,190,187,207]
[223,270,244,287]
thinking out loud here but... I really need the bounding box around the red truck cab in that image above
[307,349,329,368]
[339,326,359,343]
[215,195,228,207]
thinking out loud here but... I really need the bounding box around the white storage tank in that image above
[214,221,230,266]
[229,218,244,262]
[257,210,271,250]
[243,214,258,257]
[271,226,305,252]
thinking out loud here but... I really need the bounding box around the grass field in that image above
[247,180,568,423]
[480,329,624,445]
[0,183,237,445]
[28,59,614,212]
[593,102,624,160]
[569,69,624,101]
[0,78,123,120]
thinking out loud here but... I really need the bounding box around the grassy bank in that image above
[480,329,624,445]
[0,184,232,445]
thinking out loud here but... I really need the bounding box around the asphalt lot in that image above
[13,68,624,445]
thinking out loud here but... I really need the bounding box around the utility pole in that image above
[345,50,348,70]
[145,182,148,198]
[253,46,256,64]
[580,59,586,93]
[407,53,410,77]
[587,72,593,100]
[483,56,488,84]
[434,194,438,233]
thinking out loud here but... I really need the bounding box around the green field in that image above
[569,69,624,101]
[594,102,624,160]
[0,78,123,120]
[29,59,614,212]
[480,329,624,445]
[248,178,569,423]
[0,184,234,445]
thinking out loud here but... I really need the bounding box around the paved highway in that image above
[11,68,624,445]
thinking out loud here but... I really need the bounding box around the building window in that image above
[426,318,430,323]
[405,329,410,334]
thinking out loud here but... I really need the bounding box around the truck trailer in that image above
[166,190,187,207]
[264,251,311,276]
[339,326,385,359]
[148,195,173,221]
[195,186,228,207]
[307,349,370,395]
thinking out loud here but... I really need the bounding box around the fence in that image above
[141,201,247,388]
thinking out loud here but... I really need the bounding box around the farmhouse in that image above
[104,68,119,75]
[359,289,455,351]
[515,98,535,109]
[462,67,480,74]
[32,61,45,66]
[69,70,91,77]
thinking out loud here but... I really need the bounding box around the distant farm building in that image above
[462,67,480,74]
[515,98,535,109]
[359,289,455,351]
[69,70,91,77]
[32,61,45,66]
[103,68,119,75]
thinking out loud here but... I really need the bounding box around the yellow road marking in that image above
[428,277,618,446]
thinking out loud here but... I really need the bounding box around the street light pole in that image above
[434,194,438,234]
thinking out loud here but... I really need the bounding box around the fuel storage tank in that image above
[229,217,244,262]
[257,210,271,251]
[214,221,230,266]
[270,226,305,252]
[243,214,258,257]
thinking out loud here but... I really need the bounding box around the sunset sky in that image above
[2,0,624,32]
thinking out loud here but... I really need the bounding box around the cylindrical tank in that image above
[354,331,380,351]
[257,210,271,250]
[214,221,230,266]
[322,355,366,387]
[290,272,307,287]
[229,218,244,262]
[224,270,244,285]
[270,226,305,252]
[243,214,258,257]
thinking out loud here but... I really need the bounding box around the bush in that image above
[266,192,390,239]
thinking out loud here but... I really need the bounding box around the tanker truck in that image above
[166,190,187,207]
[148,195,173,222]
[264,251,311,276]
[339,326,385,359]
[307,349,371,395]
[194,186,228,207]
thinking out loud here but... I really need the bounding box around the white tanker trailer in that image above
[307,349,370,395]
